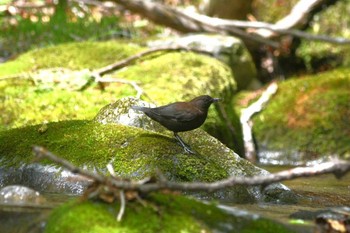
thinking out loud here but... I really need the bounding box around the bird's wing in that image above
[150,105,200,122]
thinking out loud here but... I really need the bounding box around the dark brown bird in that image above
[132,95,220,154]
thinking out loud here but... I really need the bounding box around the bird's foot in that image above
[175,140,195,154]
[182,145,195,154]
[174,132,195,154]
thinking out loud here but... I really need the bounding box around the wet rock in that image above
[0,118,296,203]
[0,185,46,205]
[94,96,164,133]
[239,68,350,165]
[0,165,89,195]
[44,193,295,233]
[0,185,49,233]
[290,207,350,233]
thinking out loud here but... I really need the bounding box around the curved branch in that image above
[109,0,349,46]
[33,146,350,194]
[111,0,279,47]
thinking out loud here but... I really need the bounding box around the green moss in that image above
[252,68,350,159]
[0,119,273,201]
[0,80,136,131]
[0,41,142,77]
[115,51,242,152]
[45,193,295,233]
[253,0,299,23]
[0,42,242,154]
[45,200,120,233]
[0,41,144,131]
[115,51,235,104]
[0,120,233,180]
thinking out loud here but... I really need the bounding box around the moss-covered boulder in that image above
[148,33,259,90]
[44,193,295,233]
[112,49,242,153]
[0,40,243,153]
[245,68,350,164]
[0,41,142,76]
[0,41,142,131]
[0,119,294,203]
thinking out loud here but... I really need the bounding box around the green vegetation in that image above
[0,119,265,201]
[45,193,295,233]
[0,13,126,58]
[0,120,241,181]
[0,41,142,77]
[0,41,242,152]
[253,0,299,23]
[252,68,350,160]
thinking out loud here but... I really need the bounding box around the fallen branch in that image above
[32,146,350,194]
[95,46,213,76]
[110,0,279,47]
[188,12,350,45]
[240,82,279,162]
[109,0,349,45]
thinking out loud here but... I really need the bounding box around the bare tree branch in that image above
[32,146,350,194]
[94,46,212,76]
[109,0,349,46]
[110,0,279,47]
[187,12,350,45]
[240,82,278,162]
[255,0,328,37]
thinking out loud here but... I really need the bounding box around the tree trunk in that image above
[199,0,253,20]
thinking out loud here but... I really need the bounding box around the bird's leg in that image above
[173,132,195,154]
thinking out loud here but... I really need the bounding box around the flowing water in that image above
[0,165,349,233]
[232,165,350,232]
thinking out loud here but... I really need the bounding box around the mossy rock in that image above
[0,120,293,203]
[0,41,142,77]
[0,41,142,131]
[249,68,350,164]
[45,193,295,233]
[0,40,243,153]
[113,51,243,153]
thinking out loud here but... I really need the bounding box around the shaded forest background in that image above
[1,0,349,83]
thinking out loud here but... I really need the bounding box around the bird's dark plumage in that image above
[132,95,220,154]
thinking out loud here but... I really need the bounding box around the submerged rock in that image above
[0,185,46,205]
[0,185,49,233]
[44,193,295,233]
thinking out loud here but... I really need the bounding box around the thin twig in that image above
[117,190,126,221]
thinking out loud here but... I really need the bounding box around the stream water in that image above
[238,165,350,232]
[0,165,349,233]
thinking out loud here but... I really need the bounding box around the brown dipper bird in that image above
[132,95,220,154]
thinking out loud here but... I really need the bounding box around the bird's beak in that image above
[213,98,221,102]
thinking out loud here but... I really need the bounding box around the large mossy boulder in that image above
[246,68,350,164]
[148,33,259,90]
[0,41,142,131]
[0,119,293,203]
[44,193,295,233]
[0,40,243,153]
